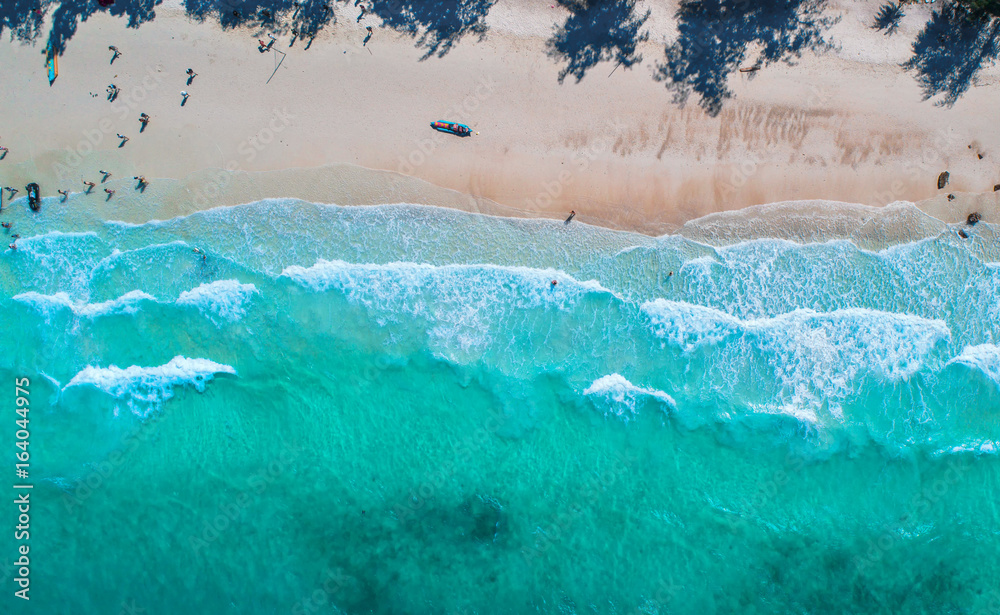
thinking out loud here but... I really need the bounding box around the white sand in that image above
[0,0,997,234]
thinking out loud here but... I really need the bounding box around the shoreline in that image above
[5,163,998,259]
[0,0,999,237]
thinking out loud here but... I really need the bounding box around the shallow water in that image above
[1,200,999,614]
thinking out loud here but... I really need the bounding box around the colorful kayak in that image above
[45,47,58,84]
[430,121,472,137]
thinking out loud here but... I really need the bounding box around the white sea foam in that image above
[583,374,676,421]
[176,280,259,323]
[281,259,615,358]
[64,356,236,418]
[14,280,258,326]
[642,300,951,413]
[14,290,156,322]
[947,344,1000,387]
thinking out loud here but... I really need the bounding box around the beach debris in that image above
[937,171,949,189]
[739,66,760,72]
[947,194,955,201]
[26,183,40,211]
[958,229,969,238]
[967,212,981,225]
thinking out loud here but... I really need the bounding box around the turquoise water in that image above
[1,199,999,614]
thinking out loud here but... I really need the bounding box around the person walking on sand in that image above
[58,189,68,199]
[100,170,111,181]
[116,134,129,145]
[139,113,150,126]
[180,91,190,104]
[186,68,198,83]
[109,45,121,61]
[6,187,18,198]
[83,180,96,192]
[104,188,115,198]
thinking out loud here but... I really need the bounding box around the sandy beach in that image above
[0,0,998,235]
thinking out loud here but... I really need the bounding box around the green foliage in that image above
[956,0,1000,18]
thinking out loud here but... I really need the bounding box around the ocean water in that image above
[1,199,999,614]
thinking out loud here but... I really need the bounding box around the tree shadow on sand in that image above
[872,2,904,36]
[184,0,296,31]
[368,0,496,60]
[1,0,50,44]
[902,4,999,107]
[547,0,650,83]
[655,0,838,116]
